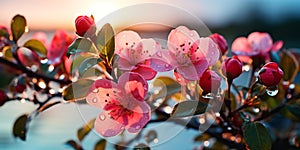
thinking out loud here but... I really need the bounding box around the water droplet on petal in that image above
[202,93,214,99]
[157,51,162,57]
[92,98,97,103]
[99,114,106,120]
[135,125,141,130]
[165,64,170,68]
[266,88,279,96]
[93,89,99,93]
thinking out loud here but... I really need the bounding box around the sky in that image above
[1,0,300,31]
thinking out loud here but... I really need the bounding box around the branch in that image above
[0,57,71,85]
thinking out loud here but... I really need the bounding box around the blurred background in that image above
[1,0,300,149]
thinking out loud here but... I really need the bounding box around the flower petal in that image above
[115,31,141,58]
[132,65,157,80]
[86,79,119,108]
[248,32,272,53]
[118,72,148,101]
[150,50,176,72]
[125,101,151,133]
[196,38,219,66]
[168,26,200,53]
[271,40,283,51]
[94,111,124,137]
[117,57,135,70]
[176,59,208,81]
[232,37,254,56]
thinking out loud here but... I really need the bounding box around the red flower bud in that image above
[75,16,96,37]
[209,33,228,55]
[258,62,283,87]
[15,84,26,93]
[0,89,8,106]
[199,70,222,93]
[222,56,243,80]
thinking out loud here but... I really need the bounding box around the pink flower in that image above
[151,26,220,81]
[232,32,283,62]
[115,31,159,80]
[86,72,151,137]
[47,30,74,65]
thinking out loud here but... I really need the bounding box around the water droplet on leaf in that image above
[266,88,278,96]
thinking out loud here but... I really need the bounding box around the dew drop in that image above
[93,89,99,93]
[202,93,213,99]
[157,51,162,57]
[135,125,141,130]
[92,98,98,103]
[99,114,106,120]
[266,88,279,96]
[165,64,170,68]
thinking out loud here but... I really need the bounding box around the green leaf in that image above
[13,114,28,141]
[133,143,151,150]
[2,46,14,61]
[171,100,208,118]
[243,122,272,150]
[62,79,94,101]
[194,133,211,142]
[94,139,107,150]
[0,29,10,39]
[77,118,95,141]
[65,140,83,150]
[67,38,98,57]
[23,39,47,57]
[70,52,98,75]
[286,104,300,119]
[11,14,27,42]
[96,23,115,64]
[79,57,102,77]
[280,51,299,81]
[81,68,103,78]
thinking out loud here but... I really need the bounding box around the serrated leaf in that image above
[65,140,83,150]
[13,114,28,141]
[79,57,102,77]
[23,39,47,57]
[62,79,94,101]
[280,51,299,81]
[67,38,98,57]
[94,139,106,150]
[286,104,300,119]
[133,143,151,150]
[171,101,208,118]
[96,23,115,64]
[77,118,95,141]
[243,122,272,150]
[11,14,26,42]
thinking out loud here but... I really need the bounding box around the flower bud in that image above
[15,84,26,93]
[222,56,243,81]
[0,89,8,106]
[258,62,283,87]
[199,70,222,93]
[209,33,228,55]
[75,16,96,37]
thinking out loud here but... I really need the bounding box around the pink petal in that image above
[271,40,283,51]
[115,31,141,57]
[132,65,157,80]
[196,38,220,66]
[48,30,73,65]
[86,79,119,108]
[174,70,189,85]
[248,32,272,53]
[168,26,200,53]
[94,111,124,137]
[150,50,175,72]
[176,59,208,81]
[125,101,151,133]
[118,72,148,101]
[117,57,135,70]
[232,37,254,56]
[133,39,160,64]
